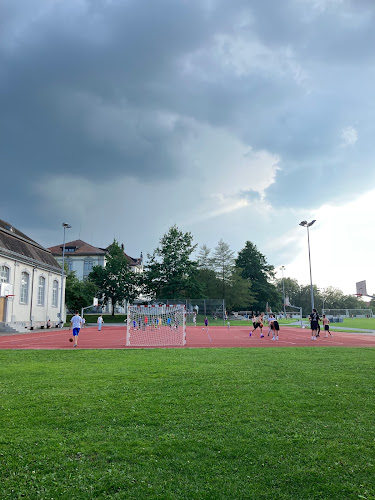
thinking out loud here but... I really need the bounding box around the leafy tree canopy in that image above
[88,240,139,314]
[144,225,204,299]
[65,270,98,313]
[236,241,281,311]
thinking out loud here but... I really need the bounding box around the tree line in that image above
[65,225,371,315]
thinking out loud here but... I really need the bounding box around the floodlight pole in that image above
[59,223,71,328]
[281,266,286,319]
[299,220,316,311]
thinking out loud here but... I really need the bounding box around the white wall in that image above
[0,257,64,328]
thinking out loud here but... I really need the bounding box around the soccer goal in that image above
[126,304,186,346]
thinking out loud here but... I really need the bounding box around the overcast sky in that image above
[1,0,374,297]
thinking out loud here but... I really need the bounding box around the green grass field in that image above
[1,348,375,499]
[329,318,375,330]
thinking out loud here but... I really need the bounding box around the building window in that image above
[0,265,10,283]
[84,259,94,272]
[67,260,73,271]
[20,272,29,304]
[37,276,45,306]
[52,280,59,307]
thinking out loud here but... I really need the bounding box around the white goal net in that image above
[126,304,186,346]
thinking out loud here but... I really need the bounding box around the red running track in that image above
[0,325,374,349]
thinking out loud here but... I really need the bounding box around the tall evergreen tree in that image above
[236,241,281,310]
[211,239,235,299]
[197,244,213,269]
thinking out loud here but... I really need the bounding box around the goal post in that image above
[126,304,186,346]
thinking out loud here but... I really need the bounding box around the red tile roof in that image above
[48,240,141,267]
[48,240,106,256]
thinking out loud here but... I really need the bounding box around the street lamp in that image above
[280,266,286,319]
[299,220,316,311]
[59,222,71,327]
[322,295,326,315]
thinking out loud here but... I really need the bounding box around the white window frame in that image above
[84,259,94,272]
[52,280,59,307]
[0,265,10,283]
[20,271,29,304]
[37,276,45,306]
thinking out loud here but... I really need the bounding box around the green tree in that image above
[144,225,204,299]
[65,270,98,313]
[197,244,213,269]
[226,267,256,311]
[211,239,235,299]
[195,268,222,298]
[88,240,139,315]
[236,241,281,311]
[275,277,301,307]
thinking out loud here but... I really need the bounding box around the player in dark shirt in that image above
[309,308,320,341]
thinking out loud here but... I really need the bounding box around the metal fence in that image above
[151,299,226,325]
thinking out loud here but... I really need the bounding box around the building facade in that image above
[48,240,143,280]
[48,240,143,313]
[0,220,64,330]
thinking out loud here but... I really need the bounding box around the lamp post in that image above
[322,296,326,316]
[59,222,71,327]
[299,220,316,311]
[280,266,286,319]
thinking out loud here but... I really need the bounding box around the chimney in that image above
[121,243,124,251]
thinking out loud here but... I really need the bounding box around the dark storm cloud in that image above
[1,0,375,231]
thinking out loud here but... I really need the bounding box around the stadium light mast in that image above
[280,266,286,318]
[59,222,71,328]
[299,220,316,311]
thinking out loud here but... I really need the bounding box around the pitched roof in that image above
[48,240,107,256]
[48,239,142,267]
[0,219,61,270]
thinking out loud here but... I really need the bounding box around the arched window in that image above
[37,276,45,306]
[0,265,10,283]
[20,272,29,304]
[52,280,59,307]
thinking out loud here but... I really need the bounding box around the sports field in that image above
[1,324,374,349]
[1,347,374,499]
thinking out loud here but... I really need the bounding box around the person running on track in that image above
[70,311,82,347]
[204,317,209,332]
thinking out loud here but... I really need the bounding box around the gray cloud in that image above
[1,0,375,253]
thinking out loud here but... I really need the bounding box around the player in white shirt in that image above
[70,311,82,347]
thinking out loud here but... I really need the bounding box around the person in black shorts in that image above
[250,314,264,338]
[309,308,320,341]
[270,316,280,340]
[322,314,333,337]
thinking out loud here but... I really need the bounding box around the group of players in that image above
[249,309,333,341]
[250,313,280,340]
[309,309,333,340]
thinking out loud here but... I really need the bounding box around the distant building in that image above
[48,240,143,313]
[48,240,143,280]
[0,219,63,331]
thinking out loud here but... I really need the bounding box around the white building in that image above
[0,219,64,331]
[48,240,143,280]
[48,240,143,313]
